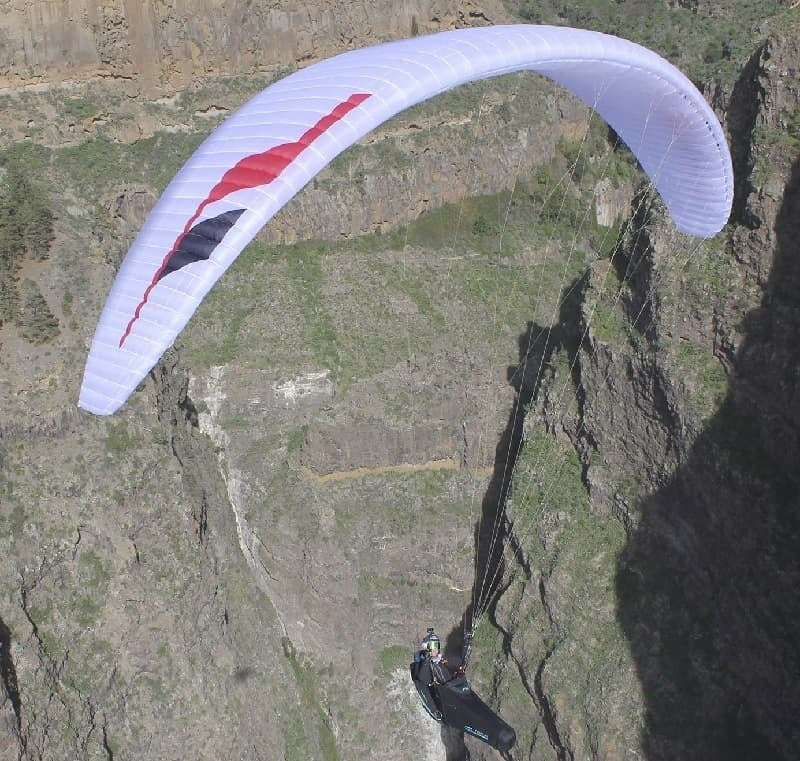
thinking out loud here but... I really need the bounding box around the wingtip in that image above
[78,389,124,416]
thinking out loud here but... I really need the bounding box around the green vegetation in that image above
[357,571,417,595]
[372,258,446,329]
[355,570,450,612]
[0,148,55,332]
[514,428,589,529]
[173,74,275,114]
[176,93,629,378]
[585,264,632,348]
[79,549,111,589]
[589,297,628,347]
[556,115,637,188]
[57,131,205,197]
[0,268,18,324]
[286,244,342,375]
[753,106,800,184]
[660,228,761,341]
[18,279,59,343]
[282,639,340,761]
[511,0,785,83]
[194,400,210,415]
[75,594,103,628]
[72,550,111,628]
[377,645,410,676]
[502,423,635,755]
[0,150,54,262]
[103,421,138,456]
[674,339,728,421]
[0,503,25,540]
[61,96,104,124]
[410,468,449,499]
[286,425,309,454]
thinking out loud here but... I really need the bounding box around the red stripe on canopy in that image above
[119,92,372,347]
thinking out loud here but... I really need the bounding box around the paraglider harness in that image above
[409,628,515,752]
[410,628,472,720]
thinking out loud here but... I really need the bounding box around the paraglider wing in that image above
[79,25,733,415]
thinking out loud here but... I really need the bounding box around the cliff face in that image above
[1,4,798,761]
[0,5,566,758]
[612,33,800,757]
[485,20,800,761]
[0,0,507,93]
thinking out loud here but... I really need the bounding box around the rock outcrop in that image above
[0,0,510,94]
[485,20,800,761]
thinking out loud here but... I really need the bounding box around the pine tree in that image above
[0,266,19,324]
[0,157,55,328]
[2,162,54,260]
[17,279,59,343]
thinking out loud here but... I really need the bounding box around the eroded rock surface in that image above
[1,5,799,761]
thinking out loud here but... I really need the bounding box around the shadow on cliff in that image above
[0,614,21,738]
[440,321,560,760]
[615,156,800,757]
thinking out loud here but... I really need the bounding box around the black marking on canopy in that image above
[157,208,246,283]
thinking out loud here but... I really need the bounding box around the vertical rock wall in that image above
[489,22,800,761]
[0,0,510,93]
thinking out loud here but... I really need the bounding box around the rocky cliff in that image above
[482,16,800,761]
[1,2,798,761]
[0,0,508,94]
